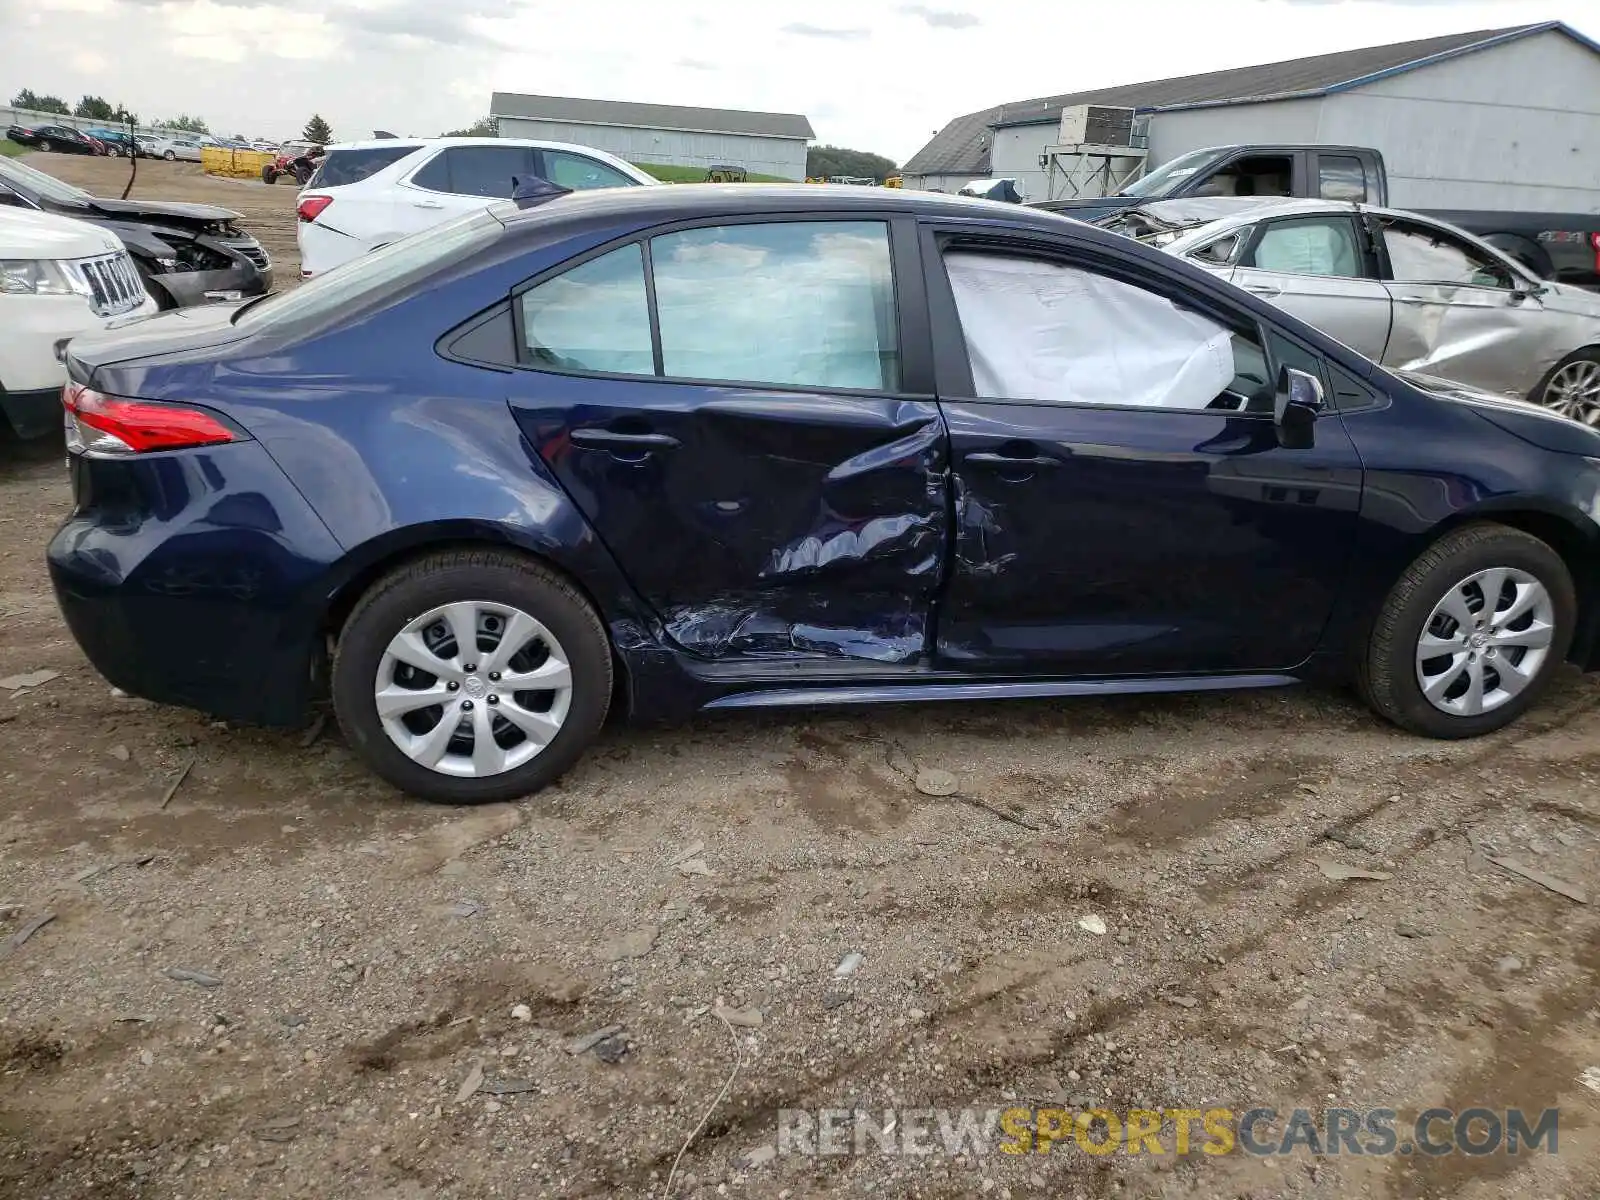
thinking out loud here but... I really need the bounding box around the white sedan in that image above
[294,137,657,278]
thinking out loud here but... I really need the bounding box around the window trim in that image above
[1237,213,1372,281]
[506,212,926,400]
[1373,215,1521,292]
[923,225,1302,418]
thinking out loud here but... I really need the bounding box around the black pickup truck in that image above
[1032,144,1600,290]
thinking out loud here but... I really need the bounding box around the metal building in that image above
[489,93,814,181]
[901,22,1600,208]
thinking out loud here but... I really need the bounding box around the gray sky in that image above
[2,0,1591,161]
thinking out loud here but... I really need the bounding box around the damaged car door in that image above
[924,233,1363,675]
[1229,213,1394,362]
[507,217,948,665]
[1374,214,1548,397]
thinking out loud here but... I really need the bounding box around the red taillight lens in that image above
[297,195,332,223]
[1591,232,1600,272]
[62,384,240,455]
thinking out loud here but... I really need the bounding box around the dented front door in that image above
[508,217,947,666]
[1375,215,1548,398]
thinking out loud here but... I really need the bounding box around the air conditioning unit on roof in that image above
[1057,104,1137,147]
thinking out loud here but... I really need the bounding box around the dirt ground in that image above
[1,154,1598,1200]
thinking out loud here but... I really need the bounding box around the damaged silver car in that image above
[1109,198,1600,422]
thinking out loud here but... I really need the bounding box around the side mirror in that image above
[1274,367,1324,449]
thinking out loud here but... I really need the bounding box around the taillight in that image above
[1591,232,1600,273]
[297,195,332,223]
[62,384,240,455]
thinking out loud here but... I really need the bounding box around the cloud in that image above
[109,0,515,50]
[781,22,869,40]
[899,4,980,28]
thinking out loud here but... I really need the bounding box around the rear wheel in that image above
[260,165,276,184]
[332,549,612,804]
[1359,524,1574,739]
[1534,348,1600,424]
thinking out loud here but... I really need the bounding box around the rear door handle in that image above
[1244,284,1282,297]
[965,451,1059,468]
[412,199,444,209]
[570,428,680,450]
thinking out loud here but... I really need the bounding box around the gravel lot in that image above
[2,154,1598,1200]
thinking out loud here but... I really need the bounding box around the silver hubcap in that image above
[1543,360,1600,425]
[1415,567,1555,717]
[375,601,573,778]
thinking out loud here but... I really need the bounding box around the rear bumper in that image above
[46,441,345,727]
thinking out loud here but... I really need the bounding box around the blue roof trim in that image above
[1149,21,1597,114]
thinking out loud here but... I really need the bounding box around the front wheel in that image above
[1533,348,1600,425]
[332,549,613,804]
[163,149,175,160]
[1359,523,1575,739]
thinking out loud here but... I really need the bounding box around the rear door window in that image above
[539,150,640,191]
[1319,155,1368,202]
[1243,216,1364,278]
[650,221,899,391]
[412,146,536,199]
[310,144,421,188]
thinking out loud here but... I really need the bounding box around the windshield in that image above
[235,209,502,329]
[1120,148,1224,198]
[0,156,93,205]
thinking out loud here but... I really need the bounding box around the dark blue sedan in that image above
[46,184,1600,804]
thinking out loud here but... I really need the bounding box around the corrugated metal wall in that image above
[1318,28,1600,212]
[495,117,807,180]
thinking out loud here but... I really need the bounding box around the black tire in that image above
[163,149,175,161]
[332,549,612,804]
[260,165,276,184]
[1359,523,1575,739]
[1530,346,1600,419]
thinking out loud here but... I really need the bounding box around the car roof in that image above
[494,182,1096,236]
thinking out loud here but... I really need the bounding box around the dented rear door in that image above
[507,216,948,665]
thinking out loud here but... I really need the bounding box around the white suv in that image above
[294,137,657,278]
[0,207,156,438]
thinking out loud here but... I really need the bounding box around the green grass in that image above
[633,161,793,184]
[1,139,26,157]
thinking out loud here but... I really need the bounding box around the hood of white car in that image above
[0,206,121,260]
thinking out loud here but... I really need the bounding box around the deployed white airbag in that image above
[945,252,1236,410]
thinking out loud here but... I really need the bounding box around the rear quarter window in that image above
[310,145,422,188]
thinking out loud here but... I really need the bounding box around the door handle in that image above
[1394,296,1428,305]
[570,428,680,450]
[965,451,1059,468]
[412,199,444,209]
[1244,284,1282,297]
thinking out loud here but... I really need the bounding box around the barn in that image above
[900,22,1600,210]
[489,93,814,182]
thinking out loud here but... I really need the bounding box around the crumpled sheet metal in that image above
[1385,284,1569,399]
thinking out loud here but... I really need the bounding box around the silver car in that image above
[1117,199,1600,423]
